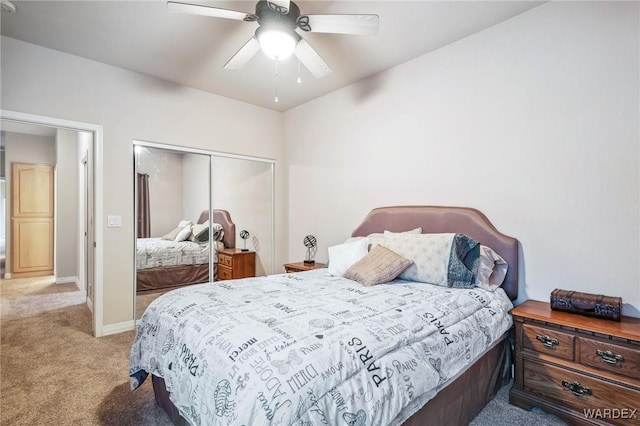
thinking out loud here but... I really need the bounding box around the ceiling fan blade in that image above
[299,14,379,35]
[267,0,291,14]
[224,37,261,70]
[294,39,332,79]
[167,1,256,22]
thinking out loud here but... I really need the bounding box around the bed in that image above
[136,209,236,292]
[130,205,519,425]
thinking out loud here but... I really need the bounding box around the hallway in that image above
[0,275,86,321]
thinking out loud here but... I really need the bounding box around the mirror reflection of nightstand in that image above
[218,248,255,280]
[283,262,326,273]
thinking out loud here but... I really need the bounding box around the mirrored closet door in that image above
[134,142,274,320]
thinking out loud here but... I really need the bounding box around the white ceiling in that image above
[1,1,544,112]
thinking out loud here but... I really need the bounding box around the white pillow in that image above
[476,245,508,291]
[383,227,422,236]
[178,220,192,228]
[328,238,369,276]
[344,228,422,250]
[175,224,193,242]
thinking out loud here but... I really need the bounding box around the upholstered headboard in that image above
[351,206,519,300]
[197,209,236,249]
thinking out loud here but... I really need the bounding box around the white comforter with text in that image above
[136,238,211,270]
[129,269,513,426]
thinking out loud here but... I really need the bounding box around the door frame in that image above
[1,109,105,337]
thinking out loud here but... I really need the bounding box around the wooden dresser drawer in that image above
[523,359,640,425]
[578,337,640,381]
[218,266,232,280]
[523,323,575,361]
[511,301,640,425]
[216,249,255,281]
[219,253,232,267]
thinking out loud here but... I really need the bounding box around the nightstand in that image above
[217,248,255,280]
[283,262,326,273]
[509,300,640,425]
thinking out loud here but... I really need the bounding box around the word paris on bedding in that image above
[130,270,512,425]
[130,205,519,426]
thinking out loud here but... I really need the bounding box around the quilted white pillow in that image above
[328,238,369,276]
[380,233,456,285]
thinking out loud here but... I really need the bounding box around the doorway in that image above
[1,110,104,336]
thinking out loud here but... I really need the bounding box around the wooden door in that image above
[12,163,54,277]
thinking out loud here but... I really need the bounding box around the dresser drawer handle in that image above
[596,349,624,365]
[562,380,592,398]
[536,334,559,348]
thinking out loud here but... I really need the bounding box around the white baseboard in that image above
[102,320,136,336]
[4,273,11,279]
[86,297,94,313]
[56,276,80,287]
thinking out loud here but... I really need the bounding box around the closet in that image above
[133,141,274,319]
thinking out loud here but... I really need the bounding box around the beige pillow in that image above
[344,245,413,286]
[161,225,183,240]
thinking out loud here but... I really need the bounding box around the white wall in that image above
[285,2,640,317]
[55,128,78,281]
[1,36,286,327]
[137,147,184,237]
[182,152,210,223]
[4,131,56,276]
[181,153,275,275]
[212,156,274,275]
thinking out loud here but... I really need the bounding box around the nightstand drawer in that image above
[216,249,255,280]
[578,337,640,381]
[524,359,640,425]
[219,253,233,267]
[523,323,575,361]
[218,266,232,280]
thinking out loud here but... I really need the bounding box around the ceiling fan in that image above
[167,0,379,79]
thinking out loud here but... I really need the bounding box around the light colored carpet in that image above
[1,275,86,321]
[136,288,172,319]
[1,277,568,425]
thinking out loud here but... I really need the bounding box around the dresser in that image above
[283,261,326,273]
[217,248,255,280]
[510,300,640,425]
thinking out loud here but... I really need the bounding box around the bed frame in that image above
[151,205,519,425]
[136,209,236,292]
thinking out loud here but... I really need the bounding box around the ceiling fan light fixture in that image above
[256,27,297,60]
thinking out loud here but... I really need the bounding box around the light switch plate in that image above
[107,215,122,227]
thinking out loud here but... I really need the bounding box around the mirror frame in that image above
[132,139,275,321]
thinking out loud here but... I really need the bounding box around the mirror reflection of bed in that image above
[133,144,275,319]
[135,209,236,318]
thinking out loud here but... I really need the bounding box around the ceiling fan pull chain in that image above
[274,59,280,103]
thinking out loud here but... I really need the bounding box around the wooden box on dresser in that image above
[217,248,255,280]
[510,300,640,425]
